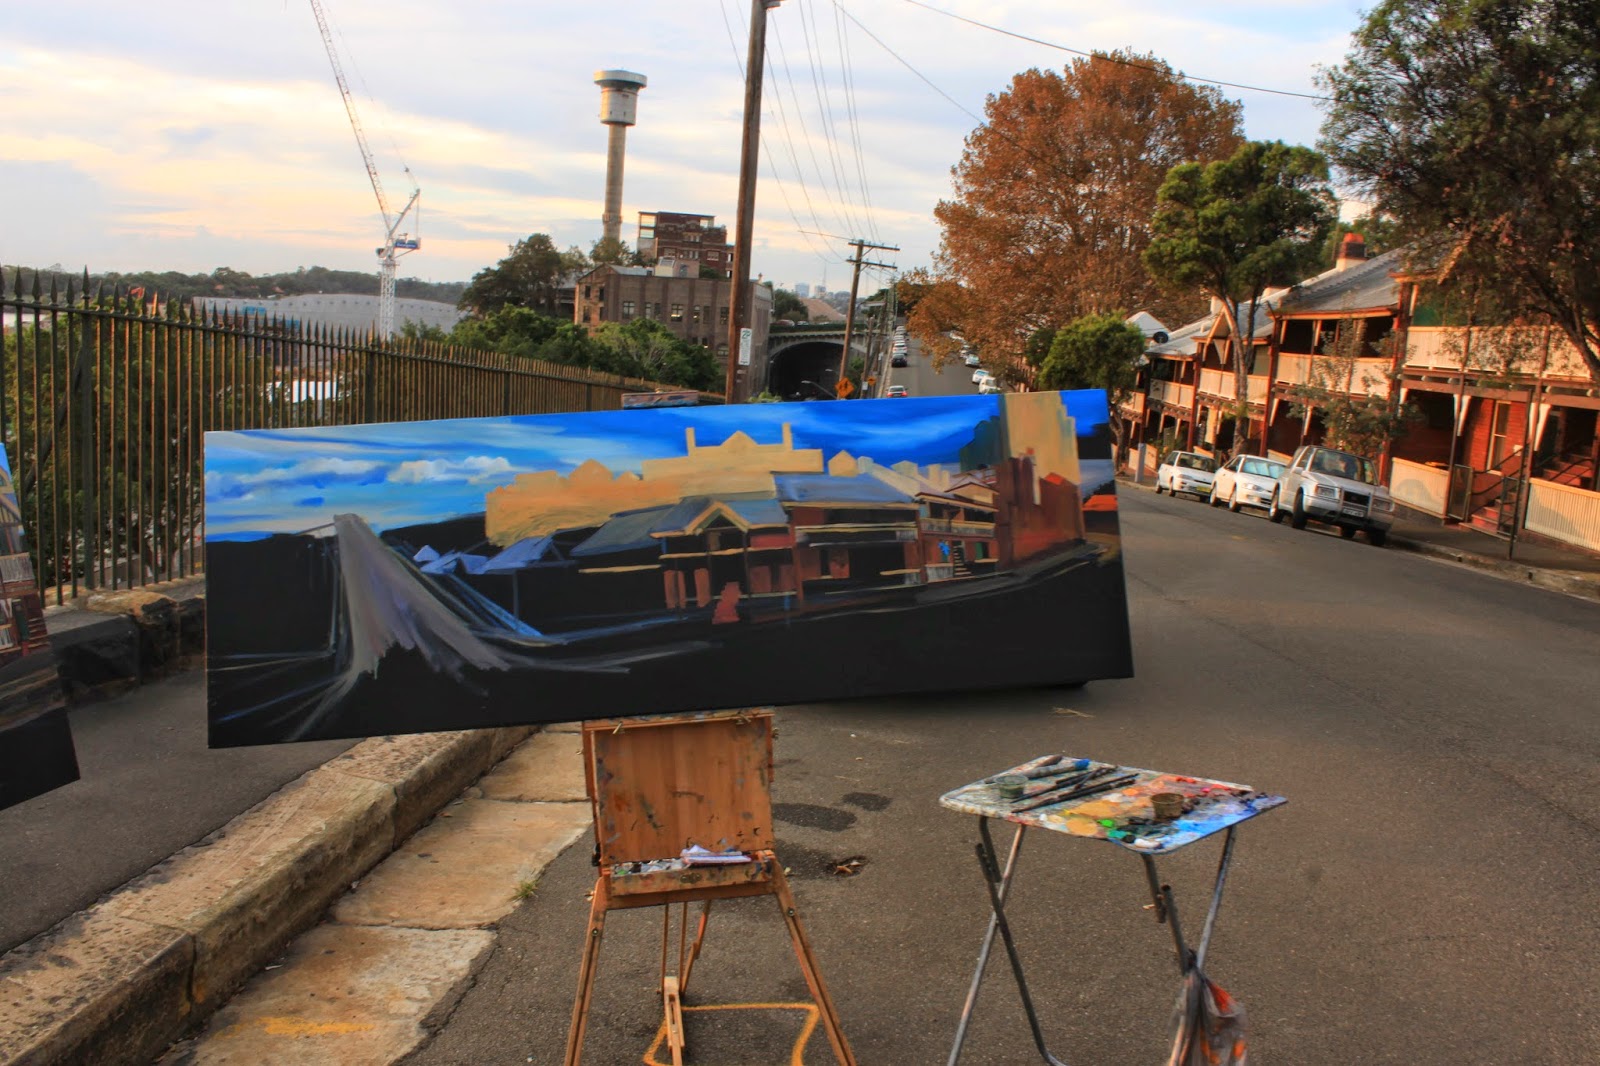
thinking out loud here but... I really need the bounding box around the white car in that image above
[1269,445,1396,545]
[972,368,994,385]
[1155,450,1218,500]
[1208,455,1287,512]
[964,351,981,367]
[978,377,1003,394]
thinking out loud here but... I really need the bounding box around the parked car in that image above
[885,384,908,397]
[964,351,981,367]
[890,353,907,367]
[1208,455,1287,512]
[973,368,994,385]
[1268,444,1396,544]
[1155,451,1218,499]
[978,377,1003,394]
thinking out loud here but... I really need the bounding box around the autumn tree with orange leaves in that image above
[912,51,1243,378]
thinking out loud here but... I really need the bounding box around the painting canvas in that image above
[0,448,79,810]
[205,391,1133,747]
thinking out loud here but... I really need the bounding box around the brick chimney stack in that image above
[1336,231,1367,272]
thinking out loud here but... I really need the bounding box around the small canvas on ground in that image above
[204,391,1133,747]
[0,448,79,810]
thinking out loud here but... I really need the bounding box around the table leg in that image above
[949,818,1069,1066]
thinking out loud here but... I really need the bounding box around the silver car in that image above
[1209,455,1287,512]
[1268,445,1396,545]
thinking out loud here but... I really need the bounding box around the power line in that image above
[832,0,879,242]
[795,1,865,238]
[772,18,857,241]
[900,0,1331,102]
[719,0,843,268]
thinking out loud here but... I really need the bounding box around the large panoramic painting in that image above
[0,449,78,810]
[205,391,1132,747]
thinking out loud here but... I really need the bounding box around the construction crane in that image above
[308,0,419,340]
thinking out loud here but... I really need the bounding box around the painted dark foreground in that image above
[0,450,77,810]
[206,392,1132,746]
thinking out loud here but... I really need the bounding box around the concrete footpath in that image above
[0,576,589,1066]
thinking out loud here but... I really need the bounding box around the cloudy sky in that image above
[206,390,1112,537]
[5,1,1367,294]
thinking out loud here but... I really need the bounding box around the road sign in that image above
[738,327,753,366]
[834,377,854,398]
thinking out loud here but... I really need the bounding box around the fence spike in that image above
[31,268,42,302]
[50,270,61,306]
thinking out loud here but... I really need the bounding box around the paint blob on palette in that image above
[940,755,1286,853]
[0,448,78,811]
[204,391,1133,746]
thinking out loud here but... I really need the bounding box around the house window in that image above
[582,285,591,300]
[622,300,635,318]
[706,251,720,262]
[670,304,685,322]
[652,302,663,318]
[719,306,729,325]
[1490,401,1516,468]
[691,306,702,324]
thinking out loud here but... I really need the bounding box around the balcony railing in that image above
[920,518,997,537]
[1149,379,1193,409]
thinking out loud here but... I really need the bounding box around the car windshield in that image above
[1241,458,1285,478]
[1310,449,1377,484]
[1176,454,1217,472]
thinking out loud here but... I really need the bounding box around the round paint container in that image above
[1151,792,1184,821]
[994,774,1028,803]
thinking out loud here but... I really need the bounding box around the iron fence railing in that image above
[2,267,705,601]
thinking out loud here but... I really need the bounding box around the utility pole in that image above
[724,0,782,403]
[836,238,898,392]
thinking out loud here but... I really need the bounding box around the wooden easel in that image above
[564,710,856,1066]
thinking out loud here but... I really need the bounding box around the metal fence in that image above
[2,267,701,601]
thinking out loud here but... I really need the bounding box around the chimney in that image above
[1336,231,1367,272]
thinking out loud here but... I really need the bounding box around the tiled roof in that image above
[569,505,676,557]
[479,536,558,572]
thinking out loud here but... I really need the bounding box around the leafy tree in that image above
[589,319,719,390]
[1144,140,1336,454]
[459,234,587,316]
[1284,321,1421,459]
[589,237,640,267]
[933,51,1243,369]
[1319,0,1600,379]
[769,287,809,322]
[1021,327,1057,371]
[1036,313,1145,451]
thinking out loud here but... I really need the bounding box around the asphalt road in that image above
[882,334,976,400]
[0,670,353,953]
[412,485,1600,1065]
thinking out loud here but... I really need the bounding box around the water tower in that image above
[594,69,648,246]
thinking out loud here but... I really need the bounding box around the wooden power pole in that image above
[724,0,782,403]
[836,237,898,393]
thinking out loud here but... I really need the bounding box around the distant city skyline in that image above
[6,2,1363,290]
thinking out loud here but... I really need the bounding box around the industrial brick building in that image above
[636,212,734,278]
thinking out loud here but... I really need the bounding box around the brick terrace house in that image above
[1121,233,1600,556]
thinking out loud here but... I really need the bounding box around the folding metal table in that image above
[939,755,1286,1065]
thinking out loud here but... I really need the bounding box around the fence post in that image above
[77,305,98,590]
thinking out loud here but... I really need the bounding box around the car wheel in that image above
[1368,528,1388,547]
[1268,490,1284,523]
[1227,488,1241,513]
[1290,491,1309,530]
[1155,480,1164,495]
[1339,525,1357,539]
[1209,487,1223,507]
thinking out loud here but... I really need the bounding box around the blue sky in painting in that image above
[205,391,1110,539]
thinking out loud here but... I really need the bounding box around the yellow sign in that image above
[834,378,854,398]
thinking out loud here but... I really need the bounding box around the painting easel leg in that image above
[564,878,610,1066]
[771,860,857,1066]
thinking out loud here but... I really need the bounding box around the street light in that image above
[799,379,837,400]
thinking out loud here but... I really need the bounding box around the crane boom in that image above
[307,0,419,339]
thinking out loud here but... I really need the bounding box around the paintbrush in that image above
[1017,764,1116,797]
[981,754,1066,783]
[1011,773,1139,813]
